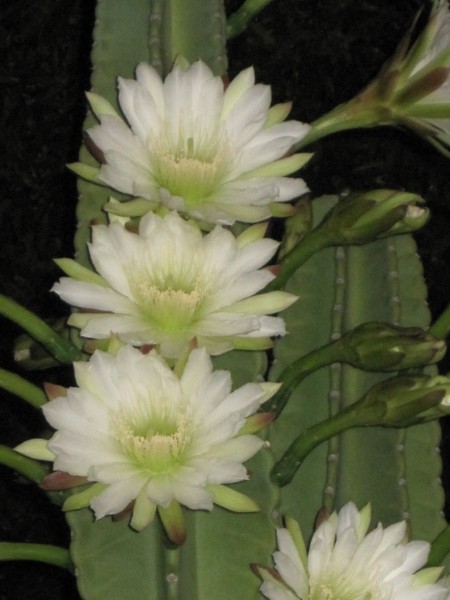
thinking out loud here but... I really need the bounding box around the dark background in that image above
[1,1,450,597]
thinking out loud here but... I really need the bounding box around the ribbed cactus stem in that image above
[159,0,227,75]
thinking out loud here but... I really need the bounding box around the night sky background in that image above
[1,1,450,597]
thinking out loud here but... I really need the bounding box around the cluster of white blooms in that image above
[15,42,450,593]
[17,59,308,542]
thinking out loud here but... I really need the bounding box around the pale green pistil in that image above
[133,281,204,331]
[116,417,191,473]
[152,135,232,205]
[130,263,212,332]
[311,583,374,600]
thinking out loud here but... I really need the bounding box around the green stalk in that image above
[268,341,343,414]
[226,0,275,39]
[0,542,72,570]
[294,92,390,150]
[429,302,450,339]
[267,229,329,291]
[0,444,48,483]
[271,403,384,487]
[0,367,47,408]
[0,294,81,364]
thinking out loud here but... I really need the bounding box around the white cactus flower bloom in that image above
[52,211,297,358]
[257,502,450,600]
[82,60,310,224]
[35,346,272,535]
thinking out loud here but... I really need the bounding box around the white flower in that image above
[52,211,297,358]
[24,346,272,539]
[256,502,450,600]
[79,60,310,224]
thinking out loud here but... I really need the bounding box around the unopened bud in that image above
[342,322,446,371]
[318,190,428,244]
[359,374,450,426]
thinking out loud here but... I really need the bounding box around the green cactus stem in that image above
[226,0,275,39]
[0,368,47,409]
[0,444,48,483]
[0,542,72,570]
[0,294,81,365]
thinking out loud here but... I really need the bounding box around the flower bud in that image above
[359,373,450,426]
[341,322,446,371]
[318,190,429,244]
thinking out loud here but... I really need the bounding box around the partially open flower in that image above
[255,502,450,599]
[386,0,450,154]
[71,59,310,224]
[297,1,450,156]
[16,346,275,542]
[52,211,297,358]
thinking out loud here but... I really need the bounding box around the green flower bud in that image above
[270,191,428,291]
[359,373,450,426]
[341,322,446,371]
[318,190,429,244]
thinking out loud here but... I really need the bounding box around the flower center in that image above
[151,134,232,205]
[310,582,374,600]
[115,413,191,474]
[129,258,213,333]
[132,279,206,332]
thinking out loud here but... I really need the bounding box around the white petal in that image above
[274,176,309,202]
[89,116,149,169]
[225,84,272,147]
[53,279,136,314]
[118,77,162,142]
[79,314,153,343]
[179,347,213,398]
[222,66,255,117]
[135,63,165,116]
[207,435,264,462]
[91,474,146,518]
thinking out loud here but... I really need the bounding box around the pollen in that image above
[115,415,192,474]
[151,131,233,205]
[132,280,206,331]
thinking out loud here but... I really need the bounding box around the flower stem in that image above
[294,94,389,150]
[226,0,275,38]
[267,341,344,414]
[0,367,47,408]
[0,444,48,483]
[0,294,81,364]
[271,404,383,486]
[427,524,450,567]
[267,229,329,291]
[429,302,450,339]
[0,542,72,570]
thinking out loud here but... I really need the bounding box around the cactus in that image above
[1,1,450,599]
